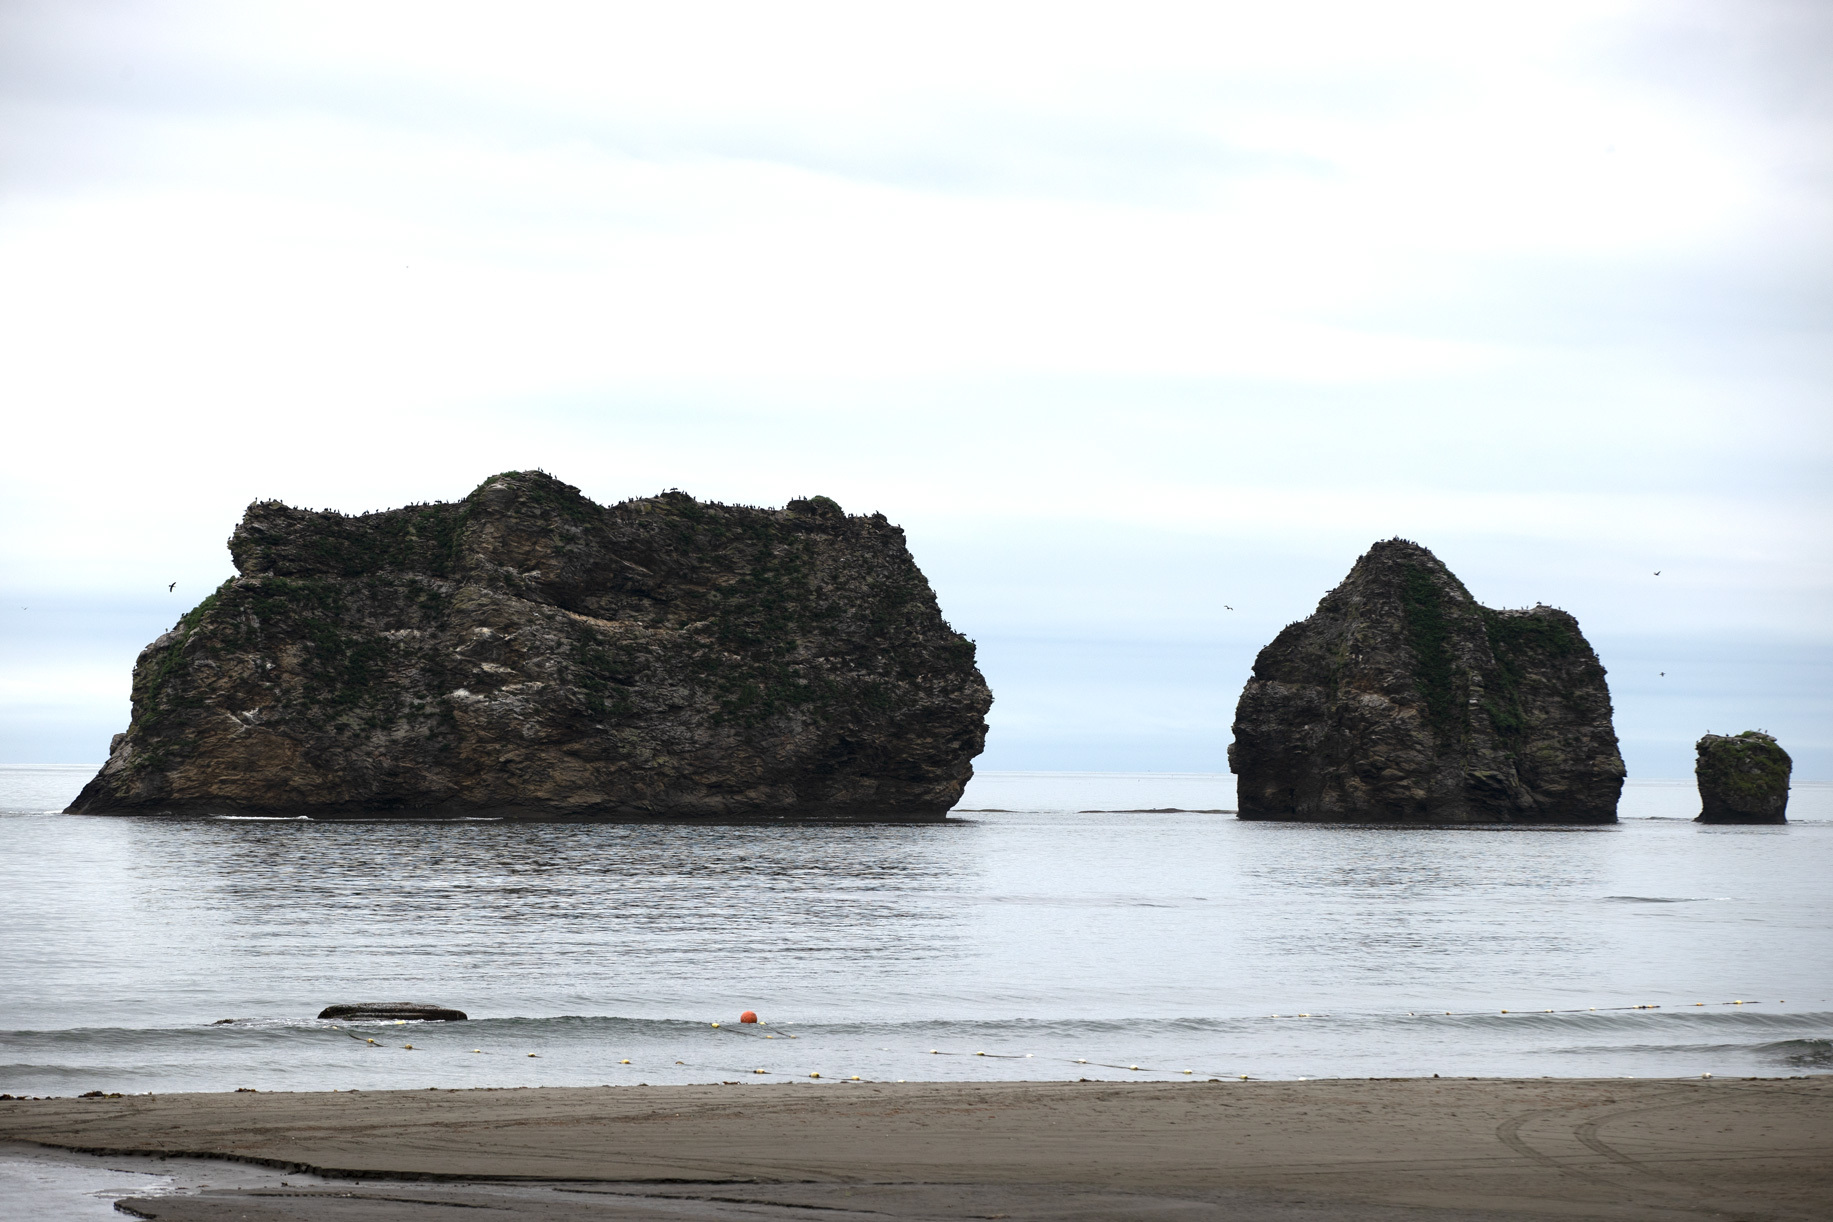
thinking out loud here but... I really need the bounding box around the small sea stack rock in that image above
[1229,539,1624,822]
[67,472,990,819]
[318,1003,468,1021]
[1695,732,1791,824]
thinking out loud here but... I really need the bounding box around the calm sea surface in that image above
[2,766,1828,1094]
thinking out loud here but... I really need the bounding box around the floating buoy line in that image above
[307,998,1792,1084]
[1406,998,1784,1017]
[711,1021,798,1039]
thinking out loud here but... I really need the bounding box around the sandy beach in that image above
[2,1076,1828,1219]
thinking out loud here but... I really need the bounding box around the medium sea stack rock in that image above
[68,472,990,819]
[1695,732,1790,824]
[1229,539,1624,822]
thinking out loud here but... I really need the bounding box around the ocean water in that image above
[1,766,1828,1095]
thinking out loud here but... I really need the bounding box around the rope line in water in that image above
[923,1049,1202,1075]
[1408,998,1784,1017]
[711,1023,797,1039]
[312,997,1795,1083]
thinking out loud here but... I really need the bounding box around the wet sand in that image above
[2,1077,1828,1220]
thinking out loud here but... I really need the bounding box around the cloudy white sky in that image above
[2,0,1828,777]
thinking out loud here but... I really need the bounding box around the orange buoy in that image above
[739,1010,758,1024]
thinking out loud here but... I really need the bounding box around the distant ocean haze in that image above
[1,768,1828,1094]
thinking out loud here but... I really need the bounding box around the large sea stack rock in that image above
[1229,539,1624,822]
[68,472,991,819]
[1695,732,1790,824]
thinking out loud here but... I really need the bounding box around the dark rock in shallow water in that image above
[1695,732,1790,823]
[1229,539,1624,823]
[318,1003,468,1021]
[67,472,990,819]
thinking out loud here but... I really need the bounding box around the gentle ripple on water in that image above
[1,766,1828,1092]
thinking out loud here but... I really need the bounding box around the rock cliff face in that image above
[1695,732,1790,823]
[1229,540,1623,822]
[68,472,991,819]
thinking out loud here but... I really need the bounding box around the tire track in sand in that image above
[1492,1086,1721,1217]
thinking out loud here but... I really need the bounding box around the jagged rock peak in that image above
[69,471,991,819]
[1695,731,1790,824]
[1228,538,1624,823]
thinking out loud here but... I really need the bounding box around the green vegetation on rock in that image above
[1399,562,1456,732]
[1478,607,1580,744]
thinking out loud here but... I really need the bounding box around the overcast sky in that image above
[2,0,1828,778]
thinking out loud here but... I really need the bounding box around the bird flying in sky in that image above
[168,582,176,591]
